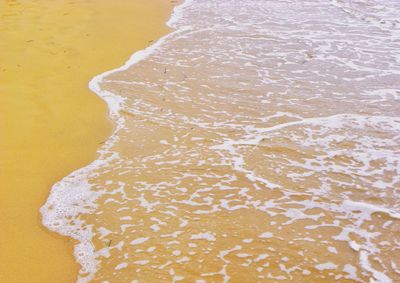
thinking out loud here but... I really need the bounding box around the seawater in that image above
[42,0,400,282]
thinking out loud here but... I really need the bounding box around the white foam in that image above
[40,0,400,281]
[315,262,338,271]
[130,237,149,245]
[343,200,400,220]
[360,250,392,283]
[115,262,128,270]
[327,246,338,254]
[40,0,194,281]
[343,264,358,280]
[259,232,273,239]
[190,232,216,241]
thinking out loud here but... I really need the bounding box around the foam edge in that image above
[40,1,194,282]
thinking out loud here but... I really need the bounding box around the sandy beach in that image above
[2,0,400,282]
[0,1,174,282]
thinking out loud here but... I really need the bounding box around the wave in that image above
[41,0,400,281]
[40,1,194,282]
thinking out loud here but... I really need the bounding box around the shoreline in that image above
[41,1,192,280]
[41,0,400,281]
[0,1,175,282]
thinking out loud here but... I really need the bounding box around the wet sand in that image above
[0,1,175,282]
[41,0,400,282]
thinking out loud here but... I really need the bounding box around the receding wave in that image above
[42,0,400,282]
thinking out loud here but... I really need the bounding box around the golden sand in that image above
[48,1,399,280]
[0,1,175,282]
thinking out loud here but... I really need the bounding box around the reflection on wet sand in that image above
[43,0,400,282]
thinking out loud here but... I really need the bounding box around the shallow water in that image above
[42,0,400,282]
